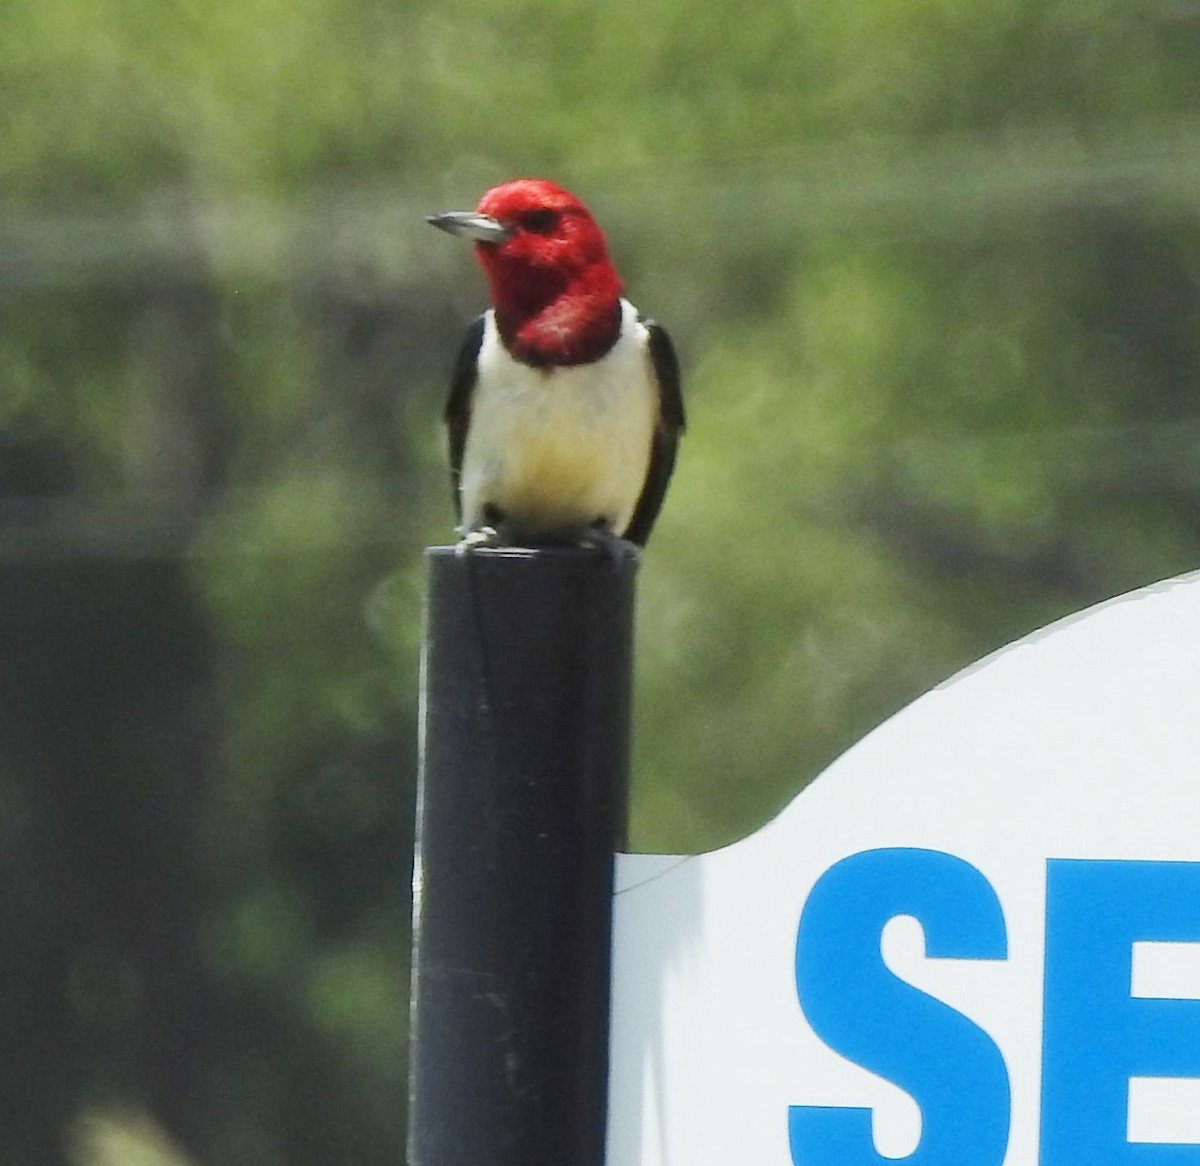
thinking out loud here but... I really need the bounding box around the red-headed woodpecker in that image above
[428,178,685,553]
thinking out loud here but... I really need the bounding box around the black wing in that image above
[443,314,487,523]
[624,319,686,547]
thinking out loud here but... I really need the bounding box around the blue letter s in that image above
[790,848,1010,1165]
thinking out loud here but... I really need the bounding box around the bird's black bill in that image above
[427,211,513,244]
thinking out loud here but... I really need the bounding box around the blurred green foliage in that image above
[4,0,1200,1160]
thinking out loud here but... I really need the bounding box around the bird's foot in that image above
[578,526,641,567]
[455,526,501,556]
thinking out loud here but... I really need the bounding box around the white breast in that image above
[459,299,658,542]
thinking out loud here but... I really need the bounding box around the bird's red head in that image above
[435,179,624,366]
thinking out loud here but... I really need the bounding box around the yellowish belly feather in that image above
[460,302,656,539]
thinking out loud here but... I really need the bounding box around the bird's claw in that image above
[578,526,641,567]
[455,526,501,556]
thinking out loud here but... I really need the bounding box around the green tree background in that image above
[4,0,1200,1160]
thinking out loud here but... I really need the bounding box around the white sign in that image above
[608,571,1200,1165]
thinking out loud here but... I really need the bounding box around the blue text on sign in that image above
[788,850,1200,1165]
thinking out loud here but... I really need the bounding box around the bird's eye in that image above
[522,209,559,233]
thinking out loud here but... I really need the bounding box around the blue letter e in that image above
[789,848,1010,1166]
[1040,859,1200,1163]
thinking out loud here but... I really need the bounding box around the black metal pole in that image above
[408,546,636,1166]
